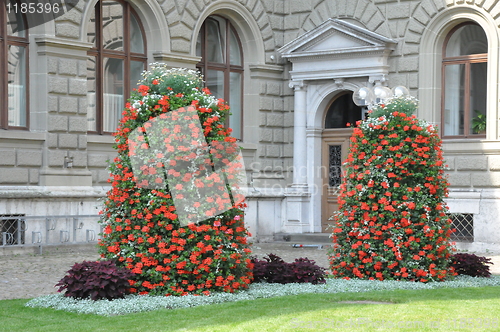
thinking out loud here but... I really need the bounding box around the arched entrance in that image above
[279,19,396,233]
[321,91,363,231]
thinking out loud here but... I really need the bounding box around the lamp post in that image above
[352,85,410,111]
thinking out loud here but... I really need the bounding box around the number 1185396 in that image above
[7,2,60,14]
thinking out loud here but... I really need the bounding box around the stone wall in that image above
[0,133,44,185]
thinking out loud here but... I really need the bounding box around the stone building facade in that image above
[1,0,500,251]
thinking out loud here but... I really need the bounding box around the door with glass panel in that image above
[321,92,362,232]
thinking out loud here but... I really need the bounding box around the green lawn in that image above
[1,286,500,332]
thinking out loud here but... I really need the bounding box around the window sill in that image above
[442,139,500,154]
[0,130,45,142]
[87,134,115,145]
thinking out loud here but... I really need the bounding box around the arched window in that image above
[196,15,243,140]
[0,0,29,130]
[442,23,487,138]
[87,0,147,134]
[324,92,362,129]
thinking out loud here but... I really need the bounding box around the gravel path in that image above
[0,243,498,300]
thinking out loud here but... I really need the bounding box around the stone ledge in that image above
[0,243,98,256]
[0,186,107,198]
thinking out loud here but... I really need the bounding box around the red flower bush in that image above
[98,64,252,296]
[329,97,456,282]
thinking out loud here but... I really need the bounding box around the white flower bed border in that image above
[25,276,500,316]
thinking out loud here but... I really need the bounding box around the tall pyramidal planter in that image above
[98,64,253,296]
[329,96,456,282]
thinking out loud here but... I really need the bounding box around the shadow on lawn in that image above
[152,287,500,331]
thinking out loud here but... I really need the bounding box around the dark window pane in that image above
[324,93,362,129]
[470,62,487,134]
[229,72,242,139]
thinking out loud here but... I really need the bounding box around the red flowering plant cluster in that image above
[98,63,252,296]
[329,96,456,282]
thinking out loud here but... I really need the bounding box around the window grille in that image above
[0,214,26,245]
[328,145,342,188]
[448,213,474,242]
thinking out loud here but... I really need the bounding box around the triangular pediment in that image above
[279,19,396,59]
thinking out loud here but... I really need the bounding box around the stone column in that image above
[283,80,311,233]
[289,80,308,189]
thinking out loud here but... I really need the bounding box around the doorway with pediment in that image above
[278,18,397,234]
[321,91,363,231]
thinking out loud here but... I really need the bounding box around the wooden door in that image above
[321,128,352,232]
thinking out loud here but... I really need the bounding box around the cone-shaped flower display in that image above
[98,64,252,296]
[329,96,456,282]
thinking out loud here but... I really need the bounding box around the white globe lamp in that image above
[352,87,374,107]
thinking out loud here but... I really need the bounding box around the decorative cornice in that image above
[369,75,388,85]
[35,37,93,51]
[282,47,393,61]
[249,63,284,72]
[36,37,92,58]
[288,65,391,82]
[306,127,323,137]
[153,52,201,66]
[334,78,344,88]
[249,63,284,79]
[289,80,307,91]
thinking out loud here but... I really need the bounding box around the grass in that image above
[2,283,500,331]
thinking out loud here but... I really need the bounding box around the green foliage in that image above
[472,110,487,134]
[329,96,456,282]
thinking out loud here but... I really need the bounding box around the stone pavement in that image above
[1,243,499,300]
